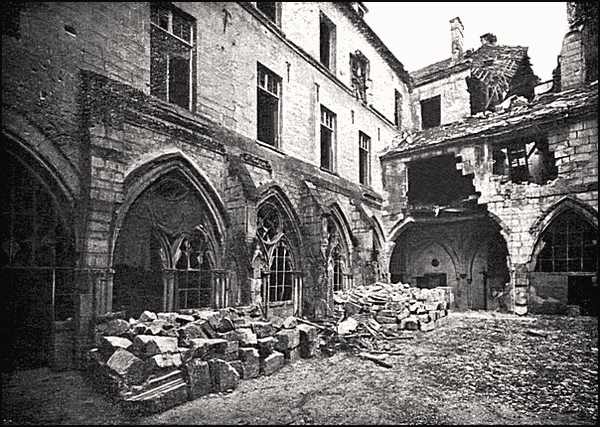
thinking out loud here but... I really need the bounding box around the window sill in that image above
[319,166,338,176]
[256,139,286,157]
[268,300,293,307]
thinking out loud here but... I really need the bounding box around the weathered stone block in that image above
[146,353,183,372]
[229,360,245,379]
[420,320,435,332]
[400,316,420,331]
[100,336,132,354]
[175,314,195,324]
[238,347,260,379]
[106,348,145,385]
[260,351,284,376]
[396,308,410,321]
[145,336,179,356]
[122,371,188,415]
[236,327,258,346]
[297,324,318,343]
[178,322,208,345]
[299,340,319,359]
[139,311,158,322]
[104,319,130,336]
[208,358,240,392]
[184,359,211,399]
[282,347,301,364]
[257,336,276,357]
[282,316,297,329]
[251,321,274,338]
[274,329,300,352]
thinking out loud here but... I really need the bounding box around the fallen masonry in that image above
[85,283,453,415]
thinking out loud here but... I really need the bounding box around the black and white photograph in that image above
[1,1,597,424]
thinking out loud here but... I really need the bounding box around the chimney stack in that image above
[450,17,464,62]
[480,33,498,47]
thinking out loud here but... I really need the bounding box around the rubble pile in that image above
[333,282,453,335]
[85,307,319,415]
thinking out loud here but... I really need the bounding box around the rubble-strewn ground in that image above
[2,311,597,425]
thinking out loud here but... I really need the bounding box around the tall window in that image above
[319,12,336,71]
[150,3,194,110]
[359,131,371,185]
[332,245,344,292]
[420,95,441,129]
[257,202,297,302]
[394,89,403,128]
[257,63,282,147]
[256,2,279,25]
[350,51,369,102]
[175,229,214,309]
[320,106,336,171]
[535,212,597,272]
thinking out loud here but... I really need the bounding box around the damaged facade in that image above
[1,1,597,372]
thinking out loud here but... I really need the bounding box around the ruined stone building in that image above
[1,2,597,371]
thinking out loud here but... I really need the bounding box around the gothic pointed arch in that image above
[112,152,229,316]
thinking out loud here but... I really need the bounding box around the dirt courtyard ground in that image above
[2,311,597,425]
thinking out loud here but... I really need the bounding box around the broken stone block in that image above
[282,347,301,364]
[132,335,178,357]
[106,348,145,385]
[270,316,284,330]
[208,358,240,392]
[121,370,188,415]
[146,353,183,372]
[184,359,211,399]
[178,322,208,346]
[274,329,300,352]
[400,316,420,331]
[238,347,260,379]
[104,319,131,336]
[336,317,358,335]
[100,336,133,358]
[229,360,245,379]
[216,316,235,333]
[344,301,361,316]
[139,311,158,322]
[222,340,239,361]
[376,314,397,324]
[437,316,448,327]
[175,314,195,324]
[429,310,439,322]
[417,313,430,323]
[260,351,284,376]
[217,330,239,342]
[282,316,298,329]
[188,338,209,359]
[236,328,258,346]
[251,321,274,338]
[382,323,399,336]
[195,310,222,331]
[420,320,435,332]
[396,308,411,321]
[257,336,276,358]
[157,312,177,323]
[297,324,318,343]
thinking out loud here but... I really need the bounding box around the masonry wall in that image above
[412,69,471,129]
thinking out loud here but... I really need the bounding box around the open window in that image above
[150,3,195,110]
[257,63,282,147]
[359,131,371,186]
[320,105,336,171]
[394,89,403,128]
[420,95,441,129]
[492,136,557,184]
[350,50,369,102]
[319,12,336,71]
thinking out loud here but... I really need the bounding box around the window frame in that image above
[320,105,336,172]
[150,2,195,111]
[394,89,403,128]
[256,63,283,148]
[359,131,371,186]
[420,95,441,129]
[255,2,281,27]
[319,11,336,72]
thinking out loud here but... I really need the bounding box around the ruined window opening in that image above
[175,229,214,309]
[257,202,298,303]
[420,95,441,129]
[394,89,403,128]
[256,2,279,26]
[536,211,597,273]
[493,137,557,184]
[319,12,336,71]
[359,131,371,186]
[257,63,282,147]
[332,245,345,292]
[320,105,336,171]
[150,3,194,110]
[406,154,477,207]
[350,50,369,102]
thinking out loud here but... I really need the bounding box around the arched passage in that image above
[112,158,228,317]
[528,204,598,315]
[1,137,76,370]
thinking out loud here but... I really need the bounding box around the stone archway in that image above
[113,164,227,318]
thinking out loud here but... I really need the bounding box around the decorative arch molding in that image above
[485,210,512,243]
[327,202,356,250]
[2,110,80,205]
[527,196,598,269]
[387,216,417,242]
[111,150,229,266]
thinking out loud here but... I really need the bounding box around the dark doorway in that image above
[568,276,598,316]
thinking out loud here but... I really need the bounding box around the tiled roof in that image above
[381,82,598,158]
[411,44,529,87]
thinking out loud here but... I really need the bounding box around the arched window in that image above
[257,200,299,303]
[174,228,214,309]
[535,211,597,272]
[325,213,351,292]
[332,244,345,292]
